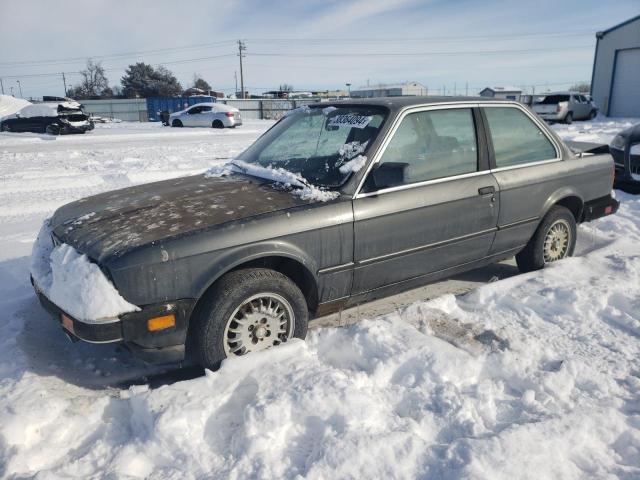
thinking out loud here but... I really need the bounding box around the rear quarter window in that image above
[484,107,557,168]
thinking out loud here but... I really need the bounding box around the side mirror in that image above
[15,113,21,118]
[370,162,408,190]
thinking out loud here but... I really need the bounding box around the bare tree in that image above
[68,59,109,98]
[569,82,590,93]
[279,83,294,92]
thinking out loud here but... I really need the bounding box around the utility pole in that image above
[454,82,457,96]
[465,82,468,96]
[234,71,238,97]
[237,40,246,99]
[16,80,22,98]
[61,72,67,97]
[0,78,4,95]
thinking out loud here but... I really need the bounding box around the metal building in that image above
[351,82,427,98]
[479,87,522,101]
[591,14,640,117]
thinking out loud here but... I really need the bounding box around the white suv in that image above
[531,92,598,124]
[169,103,242,128]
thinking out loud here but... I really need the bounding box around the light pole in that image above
[16,80,23,98]
[345,83,351,98]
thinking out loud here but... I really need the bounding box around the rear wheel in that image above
[192,268,308,370]
[564,112,573,124]
[589,110,597,120]
[516,205,576,273]
[172,119,183,127]
[212,120,224,129]
[45,124,60,135]
[1,123,10,132]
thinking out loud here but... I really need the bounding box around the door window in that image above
[374,108,478,186]
[484,107,557,168]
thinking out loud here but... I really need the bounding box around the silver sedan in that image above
[169,103,242,128]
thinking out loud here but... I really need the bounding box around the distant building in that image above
[479,87,522,101]
[351,82,427,98]
[311,90,349,98]
[591,14,640,117]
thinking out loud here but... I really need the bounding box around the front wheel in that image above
[516,205,577,273]
[171,119,183,127]
[589,110,597,120]
[192,268,308,369]
[1,123,10,132]
[564,112,573,124]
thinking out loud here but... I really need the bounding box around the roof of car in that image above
[310,96,515,112]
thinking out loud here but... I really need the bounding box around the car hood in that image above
[50,173,311,264]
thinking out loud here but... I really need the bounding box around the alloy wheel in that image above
[223,293,295,356]
[543,219,571,263]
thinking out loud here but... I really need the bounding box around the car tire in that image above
[564,112,573,124]
[589,110,597,120]
[516,205,577,273]
[45,124,60,135]
[1,123,10,132]
[192,268,309,370]
[172,119,183,127]
[212,120,224,129]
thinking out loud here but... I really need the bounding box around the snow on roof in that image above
[483,86,522,93]
[0,94,31,120]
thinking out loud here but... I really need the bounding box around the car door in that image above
[351,105,499,294]
[481,105,564,254]
[183,106,202,126]
[198,105,214,126]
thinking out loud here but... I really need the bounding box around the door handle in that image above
[478,186,495,196]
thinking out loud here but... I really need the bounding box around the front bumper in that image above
[32,277,195,363]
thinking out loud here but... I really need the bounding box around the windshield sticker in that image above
[328,114,373,129]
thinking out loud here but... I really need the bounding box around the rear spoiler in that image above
[564,140,610,156]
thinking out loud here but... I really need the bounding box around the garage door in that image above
[609,48,640,117]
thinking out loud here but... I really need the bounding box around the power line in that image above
[0,29,596,68]
[248,45,593,58]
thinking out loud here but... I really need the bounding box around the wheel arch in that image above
[541,189,584,223]
[191,246,320,325]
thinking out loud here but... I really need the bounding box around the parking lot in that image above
[1,117,640,478]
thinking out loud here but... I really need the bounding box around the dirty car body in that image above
[32,97,618,364]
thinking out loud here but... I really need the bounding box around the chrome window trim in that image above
[354,102,482,199]
[353,101,564,198]
[356,170,490,198]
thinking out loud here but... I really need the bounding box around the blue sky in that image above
[0,0,638,98]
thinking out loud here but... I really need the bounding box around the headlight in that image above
[610,134,626,151]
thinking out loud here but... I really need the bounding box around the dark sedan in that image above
[1,102,94,135]
[31,97,618,369]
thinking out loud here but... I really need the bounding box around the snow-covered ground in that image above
[1,117,639,478]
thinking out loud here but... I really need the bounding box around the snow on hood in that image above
[30,219,140,322]
[206,160,339,202]
[0,94,31,120]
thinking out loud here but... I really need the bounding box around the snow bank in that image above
[2,117,640,479]
[206,160,339,202]
[0,94,31,120]
[30,219,139,322]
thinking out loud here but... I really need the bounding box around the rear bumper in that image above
[582,194,619,222]
[32,277,195,363]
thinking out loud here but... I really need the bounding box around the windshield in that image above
[236,105,387,187]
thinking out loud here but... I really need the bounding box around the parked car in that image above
[0,102,94,134]
[169,102,242,128]
[610,123,640,193]
[531,92,598,124]
[32,97,618,368]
